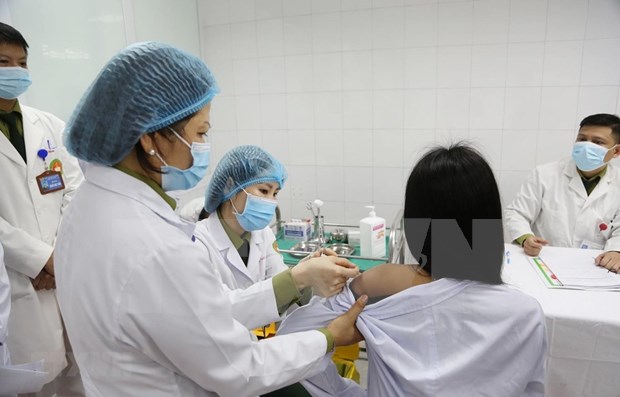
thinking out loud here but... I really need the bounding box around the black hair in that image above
[0,22,29,54]
[134,114,194,174]
[580,113,620,144]
[404,143,504,284]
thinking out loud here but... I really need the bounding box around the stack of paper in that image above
[528,247,620,290]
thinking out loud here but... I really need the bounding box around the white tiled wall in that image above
[198,0,620,225]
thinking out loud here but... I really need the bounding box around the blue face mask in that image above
[155,127,210,192]
[0,66,32,99]
[231,189,277,231]
[572,141,615,172]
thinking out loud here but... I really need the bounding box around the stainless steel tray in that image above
[326,243,355,256]
[288,241,320,258]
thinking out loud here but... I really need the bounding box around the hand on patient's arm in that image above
[324,295,367,350]
[595,251,620,273]
[522,236,549,256]
[291,256,359,297]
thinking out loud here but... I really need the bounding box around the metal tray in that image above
[288,241,320,258]
[326,243,355,256]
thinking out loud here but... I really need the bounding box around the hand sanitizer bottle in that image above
[359,205,386,258]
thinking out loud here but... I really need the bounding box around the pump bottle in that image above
[359,205,386,258]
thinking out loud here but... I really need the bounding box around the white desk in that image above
[502,244,620,397]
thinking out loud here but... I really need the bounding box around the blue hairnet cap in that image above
[205,145,287,213]
[64,41,219,165]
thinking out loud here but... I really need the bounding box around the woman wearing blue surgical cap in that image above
[188,145,353,301]
[191,145,359,397]
[53,42,366,397]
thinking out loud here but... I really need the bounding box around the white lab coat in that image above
[180,199,290,329]
[192,222,284,330]
[0,105,83,381]
[0,243,10,366]
[198,211,288,288]
[54,163,327,397]
[279,279,548,397]
[505,158,620,251]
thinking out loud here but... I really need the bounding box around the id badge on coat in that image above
[579,240,604,250]
[36,170,65,195]
[35,147,65,195]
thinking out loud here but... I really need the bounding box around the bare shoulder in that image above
[350,263,418,299]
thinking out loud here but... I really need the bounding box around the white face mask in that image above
[0,66,32,99]
[153,127,211,191]
[572,141,616,172]
[230,188,277,231]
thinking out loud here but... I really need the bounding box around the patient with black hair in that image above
[279,143,548,397]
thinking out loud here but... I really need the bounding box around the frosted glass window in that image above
[7,0,127,121]
[4,0,201,121]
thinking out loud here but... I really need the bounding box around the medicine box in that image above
[283,219,312,241]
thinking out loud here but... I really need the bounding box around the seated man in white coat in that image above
[505,113,620,272]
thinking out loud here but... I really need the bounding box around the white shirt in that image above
[55,163,327,397]
[279,278,547,397]
[505,158,620,251]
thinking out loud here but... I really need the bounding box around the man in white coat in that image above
[0,23,83,395]
[505,113,620,272]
